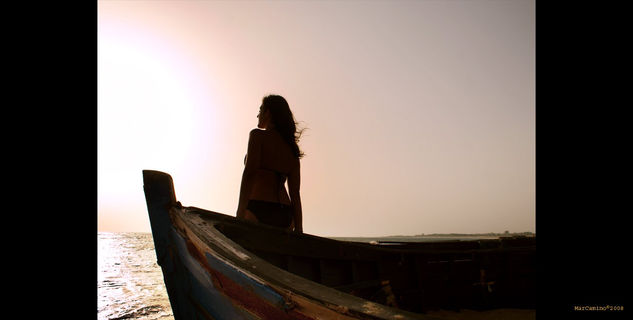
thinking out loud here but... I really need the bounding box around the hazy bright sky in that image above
[98,0,535,237]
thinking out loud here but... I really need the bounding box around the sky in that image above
[98,0,535,237]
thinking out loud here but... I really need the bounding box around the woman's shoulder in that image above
[251,128,282,140]
[249,129,278,147]
[250,128,264,134]
[249,128,267,139]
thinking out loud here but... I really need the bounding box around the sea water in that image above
[98,232,173,320]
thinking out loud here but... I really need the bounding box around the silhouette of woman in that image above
[236,95,304,233]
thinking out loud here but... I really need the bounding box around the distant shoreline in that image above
[331,232,535,243]
[336,232,534,238]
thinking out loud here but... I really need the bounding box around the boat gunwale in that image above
[186,206,535,255]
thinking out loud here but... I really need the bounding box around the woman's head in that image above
[258,95,305,159]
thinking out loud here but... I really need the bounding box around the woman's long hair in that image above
[262,95,305,159]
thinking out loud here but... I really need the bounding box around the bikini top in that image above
[244,155,288,203]
[244,154,288,184]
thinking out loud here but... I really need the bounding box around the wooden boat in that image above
[143,170,535,320]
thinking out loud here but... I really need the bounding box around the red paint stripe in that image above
[185,238,316,320]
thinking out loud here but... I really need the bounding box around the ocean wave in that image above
[100,279,124,288]
[107,305,170,320]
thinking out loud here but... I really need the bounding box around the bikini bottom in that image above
[247,200,292,228]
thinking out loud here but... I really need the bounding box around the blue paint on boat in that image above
[169,226,258,319]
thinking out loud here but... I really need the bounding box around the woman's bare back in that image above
[247,129,299,205]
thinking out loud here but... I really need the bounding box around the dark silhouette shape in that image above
[236,95,305,233]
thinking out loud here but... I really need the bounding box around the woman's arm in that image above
[236,129,262,218]
[288,160,302,233]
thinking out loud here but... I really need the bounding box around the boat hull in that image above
[143,170,535,319]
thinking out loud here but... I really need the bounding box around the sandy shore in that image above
[425,308,535,320]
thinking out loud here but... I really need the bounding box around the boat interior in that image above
[192,207,536,314]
